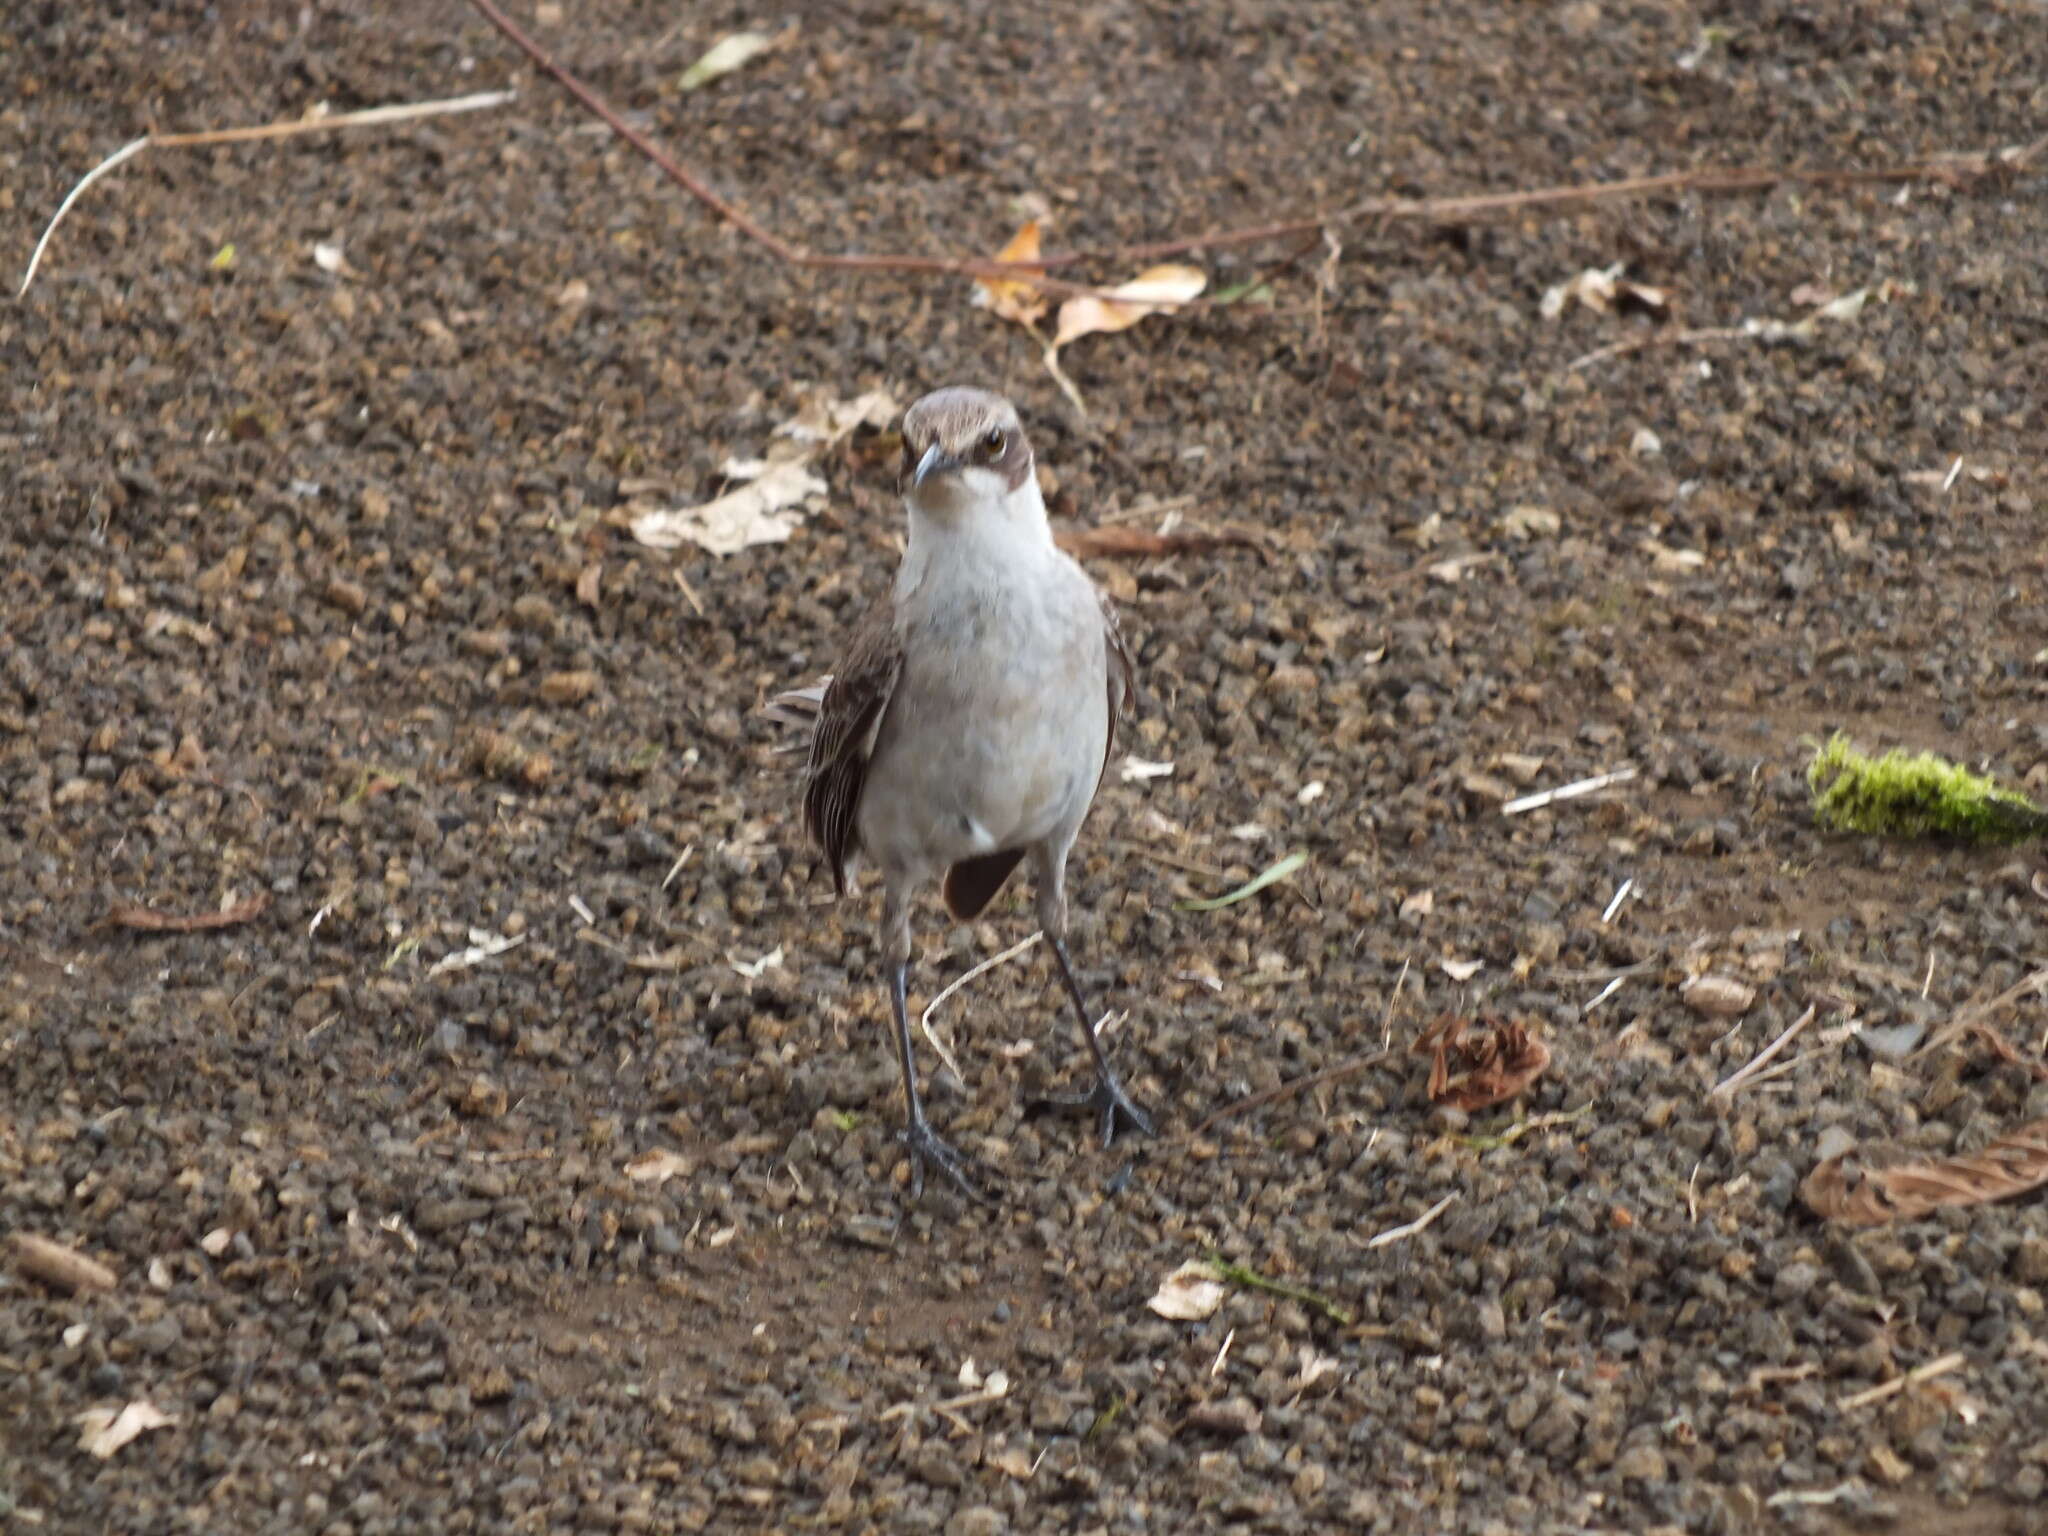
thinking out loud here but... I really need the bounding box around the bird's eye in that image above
[982,427,1006,455]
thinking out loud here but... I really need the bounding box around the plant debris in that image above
[1174,850,1308,913]
[1539,261,1672,321]
[75,1400,177,1459]
[677,30,783,92]
[9,1232,118,1294]
[100,892,270,933]
[1205,1255,1355,1325]
[1147,1260,1228,1321]
[972,218,1049,325]
[630,387,896,555]
[1807,732,2048,843]
[1412,1016,1551,1110]
[1802,1116,2048,1225]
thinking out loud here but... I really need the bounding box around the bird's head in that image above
[899,386,1036,522]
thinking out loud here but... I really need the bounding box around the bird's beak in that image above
[913,442,959,489]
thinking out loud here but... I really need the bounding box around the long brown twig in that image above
[466,0,2040,299]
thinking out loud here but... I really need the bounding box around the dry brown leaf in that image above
[1050,264,1207,350]
[75,1399,177,1459]
[1052,524,1259,559]
[1412,1016,1551,1111]
[1803,1117,2048,1226]
[973,218,1048,325]
[630,460,825,555]
[101,892,269,933]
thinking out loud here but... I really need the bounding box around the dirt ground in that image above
[5,2,2048,1532]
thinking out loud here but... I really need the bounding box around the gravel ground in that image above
[4,3,2047,1532]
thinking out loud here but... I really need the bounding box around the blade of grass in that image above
[1175,850,1309,913]
[1205,1255,1354,1325]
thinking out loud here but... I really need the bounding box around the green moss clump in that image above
[1807,732,2048,844]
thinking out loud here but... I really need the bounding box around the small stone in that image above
[1772,1262,1821,1302]
[1612,1443,1666,1482]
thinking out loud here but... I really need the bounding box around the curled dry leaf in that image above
[1147,1259,1227,1321]
[76,1400,177,1459]
[1051,264,1207,351]
[973,218,1049,326]
[1413,1016,1551,1111]
[1803,1117,2048,1226]
[1681,973,1755,1018]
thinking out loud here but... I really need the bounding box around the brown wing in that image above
[801,601,901,895]
[1096,588,1138,789]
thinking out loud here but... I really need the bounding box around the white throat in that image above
[897,469,1054,604]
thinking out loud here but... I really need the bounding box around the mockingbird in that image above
[769,385,1153,1198]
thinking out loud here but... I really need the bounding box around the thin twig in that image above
[1913,966,2048,1062]
[1365,1192,1458,1250]
[1502,767,1638,817]
[463,0,2040,303]
[18,91,518,297]
[1836,1351,1967,1412]
[1709,1004,1818,1101]
[919,933,1044,1084]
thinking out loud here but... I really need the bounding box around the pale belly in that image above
[857,594,1108,876]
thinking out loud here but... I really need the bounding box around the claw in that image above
[900,1117,992,1204]
[1040,1074,1156,1148]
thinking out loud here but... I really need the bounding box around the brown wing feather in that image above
[800,601,901,894]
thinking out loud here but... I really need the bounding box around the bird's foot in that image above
[899,1117,991,1204]
[1039,1073,1156,1148]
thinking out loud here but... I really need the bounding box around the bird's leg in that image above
[1034,847,1155,1146]
[881,884,985,1202]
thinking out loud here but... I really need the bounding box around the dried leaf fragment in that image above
[1412,1016,1551,1111]
[1148,1259,1227,1321]
[631,460,826,556]
[76,1400,177,1459]
[1803,1117,2048,1226]
[1050,264,1207,351]
[973,218,1049,325]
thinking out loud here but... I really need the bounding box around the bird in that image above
[767,385,1153,1199]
